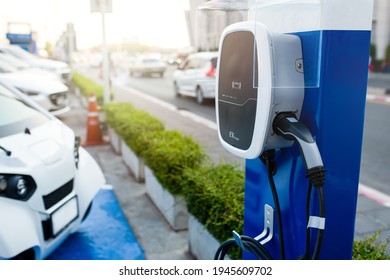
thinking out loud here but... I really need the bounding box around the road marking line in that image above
[178,110,217,130]
[358,183,390,208]
[101,184,114,190]
[366,94,390,104]
[116,84,218,131]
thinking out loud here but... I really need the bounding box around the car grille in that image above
[49,91,68,106]
[42,179,73,210]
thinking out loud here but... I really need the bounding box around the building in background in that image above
[186,0,389,64]
[372,0,390,61]
[186,0,247,51]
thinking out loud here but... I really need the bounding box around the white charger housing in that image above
[216,21,305,159]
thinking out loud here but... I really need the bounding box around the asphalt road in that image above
[123,65,217,121]
[360,101,390,195]
[367,72,390,90]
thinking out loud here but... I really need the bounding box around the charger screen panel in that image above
[218,31,258,150]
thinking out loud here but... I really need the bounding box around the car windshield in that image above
[0,53,29,70]
[141,59,160,64]
[0,84,49,138]
[0,59,18,73]
[211,57,218,69]
[2,46,36,60]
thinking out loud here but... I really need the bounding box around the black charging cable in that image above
[214,236,273,260]
[214,150,284,260]
[308,183,325,260]
[260,150,286,260]
[305,182,313,258]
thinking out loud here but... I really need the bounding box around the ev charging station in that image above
[201,0,374,259]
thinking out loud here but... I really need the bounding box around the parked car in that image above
[129,56,167,77]
[0,45,71,84]
[0,52,61,82]
[0,59,70,116]
[0,82,105,259]
[173,52,218,104]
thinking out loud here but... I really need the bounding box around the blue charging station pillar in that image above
[244,0,374,259]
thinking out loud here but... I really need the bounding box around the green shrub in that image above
[142,130,206,195]
[104,102,164,156]
[353,231,390,260]
[104,102,135,127]
[182,163,245,259]
[72,72,108,103]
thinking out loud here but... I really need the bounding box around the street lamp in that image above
[91,0,112,105]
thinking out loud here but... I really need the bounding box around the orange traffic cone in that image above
[82,92,107,146]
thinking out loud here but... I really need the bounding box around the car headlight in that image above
[0,174,37,201]
[74,136,80,169]
[15,87,40,96]
[0,175,7,191]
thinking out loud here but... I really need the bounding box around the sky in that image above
[0,0,191,50]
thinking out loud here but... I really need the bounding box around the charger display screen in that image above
[218,31,257,105]
[218,31,258,150]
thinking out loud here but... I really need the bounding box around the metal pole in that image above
[67,23,75,68]
[101,11,110,104]
[67,1,73,67]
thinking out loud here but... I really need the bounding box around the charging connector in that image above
[273,112,325,188]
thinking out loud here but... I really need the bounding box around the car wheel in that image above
[196,87,204,104]
[174,82,181,97]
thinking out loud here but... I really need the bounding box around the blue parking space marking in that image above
[47,189,145,260]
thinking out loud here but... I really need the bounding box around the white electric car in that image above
[0,45,71,84]
[0,83,105,259]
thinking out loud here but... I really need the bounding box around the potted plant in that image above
[182,163,245,259]
[104,103,164,182]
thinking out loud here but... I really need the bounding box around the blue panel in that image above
[244,30,371,260]
[6,33,33,42]
[47,189,145,260]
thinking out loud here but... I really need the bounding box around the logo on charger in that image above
[232,81,242,90]
[229,131,240,141]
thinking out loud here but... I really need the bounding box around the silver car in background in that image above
[129,56,167,78]
[173,52,218,104]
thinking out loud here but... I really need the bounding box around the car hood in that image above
[0,119,72,167]
[28,58,70,71]
[0,72,68,95]
[20,68,63,82]
[0,120,75,195]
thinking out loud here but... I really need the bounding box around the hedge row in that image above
[104,102,245,253]
[182,163,244,259]
[72,72,107,104]
[104,102,164,156]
